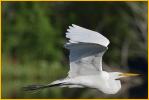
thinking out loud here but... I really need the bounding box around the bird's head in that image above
[110,72,141,80]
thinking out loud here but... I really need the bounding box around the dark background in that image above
[2,1,148,98]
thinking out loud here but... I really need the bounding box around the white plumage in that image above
[62,24,120,94]
[65,24,109,77]
[24,24,139,94]
[66,24,110,47]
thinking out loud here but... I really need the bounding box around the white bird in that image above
[23,24,140,94]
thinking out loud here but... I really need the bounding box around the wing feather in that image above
[66,24,110,47]
[65,24,110,78]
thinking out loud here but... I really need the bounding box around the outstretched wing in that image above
[65,24,110,78]
[66,24,109,47]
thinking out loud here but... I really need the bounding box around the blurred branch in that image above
[121,38,129,71]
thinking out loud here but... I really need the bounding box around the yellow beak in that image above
[119,73,141,77]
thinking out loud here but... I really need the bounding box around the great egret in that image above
[23,24,140,94]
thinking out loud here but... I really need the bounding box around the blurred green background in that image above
[2,1,148,98]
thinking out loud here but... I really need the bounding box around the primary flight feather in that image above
[23,24,139,94]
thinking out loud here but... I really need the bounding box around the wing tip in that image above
[66,24,110,47]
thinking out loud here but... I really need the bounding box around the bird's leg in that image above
[22,83,64,91]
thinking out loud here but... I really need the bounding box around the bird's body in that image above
[23,24,139,94]
[49,71,121,94]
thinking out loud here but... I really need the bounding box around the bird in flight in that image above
[23,24,140,94]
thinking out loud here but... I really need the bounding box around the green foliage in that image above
[3,2,63,62]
